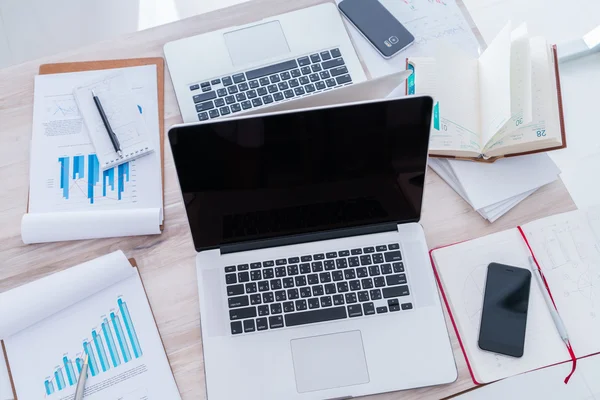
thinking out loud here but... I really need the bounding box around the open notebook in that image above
[0,251,180,399]
[430,206,600,384]
[407,23,566,161]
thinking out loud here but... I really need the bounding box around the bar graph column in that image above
[72,155,85,180]
[83,341,99,377]
[118,298,142,358]
[117,163,129,200]
[63,357,76,386]
[102,318,121,367]
[54,368,65,391]
[92,330,110,372]
[75,357,83,375]
[111,312,131,363]
[87,154,100,204]
[102,168,115,197]
[45,380,54,395]
[58,157,70,199]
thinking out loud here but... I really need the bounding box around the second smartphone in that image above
[338,0,415,59]
[479,263,532,357]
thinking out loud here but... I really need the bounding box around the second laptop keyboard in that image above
[189,47,353,121]
[226,243,413,335]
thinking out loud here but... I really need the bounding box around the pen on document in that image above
[92,89,123,158]
[529,257,570,344]
[74,353,89,400]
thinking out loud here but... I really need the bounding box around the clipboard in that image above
[27,58,166,230]
[0,257,178,400]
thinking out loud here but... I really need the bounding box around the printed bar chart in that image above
[57,154,131,204]
[43,298,142,396]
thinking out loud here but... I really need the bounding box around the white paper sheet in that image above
[455,354,600,400]
[21,208,162,244]
[446,154,560,210]
[2,252,180,400]
[0,251,134,339]
[74,71,155,169]
[336,0,482,78]
[24,65,163,243]
[560,154,600,209]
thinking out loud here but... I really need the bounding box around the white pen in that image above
[529,257,570,344]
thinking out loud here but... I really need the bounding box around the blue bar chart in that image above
[57,154,131,204]
[43,297,142,396]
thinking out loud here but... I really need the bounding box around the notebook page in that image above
[432,229,568,383]
[522,207,600,357]
[454,354,600,400]
[3,265,180,399]
[74,71,155,170]
[0,251,134,339]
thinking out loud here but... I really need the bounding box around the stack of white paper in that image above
[429,154,560,222]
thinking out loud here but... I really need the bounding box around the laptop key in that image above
[225,96,235,105]
[283,277,294,288]
[295,299,308,311]
[384,251,402,262]
[257,87,268,96]
[263,260,275,267]
[281,71,291,80]
[361,278,373,289]
[263,268,274,279]
[202,86,211,92]
[233,73,246,83]
[231,321,243,334]
[241,100,252,110]
[230,306,257,320]
[243,319,255,333]
[331,48,342,58]
[381,264,392,274]
[229,295,249,308]
[402,303,413,310]
[209,109,220,119]
[275,267,286,277]
[227,284,244,296]
[360,255,372,265]
[312,285,324,296]
[345,292,357,304]
[259,77,270,86]
[193,91,217,103]
[376,306,388,314]
[305,84,316,93]
[271,303,283,314]
[393,262,405,273]
[274,92,285,101]
[347,304,362,317]
[388,299,400,312]
[250,262,261,269]
[299,76,310,85]
[295,276,307,286]
[326,78,336,87]
[283,301,295,313]
[363,247,375,254]
[310,53,321,63]
[311,64,322,72]
[190,84,200,91]
[215,98,225,107]
[324,260,335,270]
[363,302,376,315]
[284,90,295,99]
[268,84,279,93]
[332,271,343,281]
[246,282,257,293]
[291,69,301,77]
[195,101,214,112]
[376,245,388,252]
[312,261,323,272]
[250,294,262,305]
[198,112,208,121]
[269,315,284,329]
[295,87,306,96]
[356,267,368,278]
[256,317,268,331]
[337,282,349,292]
[300,263,311,274]
[297,56,310,66]
[222,76,233,86]
[320,50,332,60]
[307,274,319,285]
[263,292,275,303]
[287,265,299,275]
[211,78,221,85]
[325,283,336,294]
[358,291,369,302]
[344,269,356,280]
[235,93,246,102]
[319,71,331,80]
[350,280,361,291]
[249,79,259,89]
[316,81,326,90]
[308,298,320,309]
[383,285,410,298]
[289,79,299,88]
[374,277,386,288]
[217,88,227,97]
[389,243,400,250]
[258,305,269,316]
[285,306,347,327]
[252,98,263,107]
[319,272,331,283]
[372,254,384,264]
[246,59,298,80]
[386,274,407,286]
[258,281,269,292]
[321,296,332,307]
[368,265,380,276]
[226,273,237,284]
[263,95,274,104]
[225,265,236,273]
[301,66,311,75]
[333,294,345,305]
[300,287,312,298]
[270,279,282,290]
[218,105,230,115]
[231,103,242,113]
[288,288,299,300]
[269,74,280,83]
[370,289,382,300]
[322,58,345,69]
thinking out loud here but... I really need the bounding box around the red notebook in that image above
[429,207,600,384]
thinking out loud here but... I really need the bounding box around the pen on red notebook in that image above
[529,257,570,344]
[92,90,123,158]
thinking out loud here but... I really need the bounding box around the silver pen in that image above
[529,257,570,344]
[74,353,89,400]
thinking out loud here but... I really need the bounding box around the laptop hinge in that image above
[220,222,399,255]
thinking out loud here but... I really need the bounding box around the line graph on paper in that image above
[45,95,80,120]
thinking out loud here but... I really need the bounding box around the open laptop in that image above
[168,96,457,399]
[164,3,367,123]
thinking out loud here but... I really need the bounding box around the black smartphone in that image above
[479,263,532,357]
[338,0,415,59]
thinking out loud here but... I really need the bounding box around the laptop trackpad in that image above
[291,331,370,393]
[224,20,291,67]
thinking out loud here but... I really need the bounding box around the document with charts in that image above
[430,206,600,384]
[408,23,566,161]
[21,64,163,244]
[0,251,180,400]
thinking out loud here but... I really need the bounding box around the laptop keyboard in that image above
[225,243,413,335]
[189,47,353,122]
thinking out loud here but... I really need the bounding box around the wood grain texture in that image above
[0,0,576,399]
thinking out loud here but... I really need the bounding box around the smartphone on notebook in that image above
[479,263,531,357]
[338,0,414,58]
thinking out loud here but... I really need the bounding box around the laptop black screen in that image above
[169,96,433,251]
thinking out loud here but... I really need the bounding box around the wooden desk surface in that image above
[0,0,577,398]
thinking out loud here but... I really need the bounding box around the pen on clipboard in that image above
[92,90,123,158]
[529,257,570,344]
[74,353,89,400]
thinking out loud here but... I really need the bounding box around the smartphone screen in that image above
[338,0,414,58]
[478,263,532,357]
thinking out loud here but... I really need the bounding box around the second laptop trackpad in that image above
[291,331,370,393]
[224,20,291,67]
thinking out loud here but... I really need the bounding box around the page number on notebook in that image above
[536,130,546,137]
